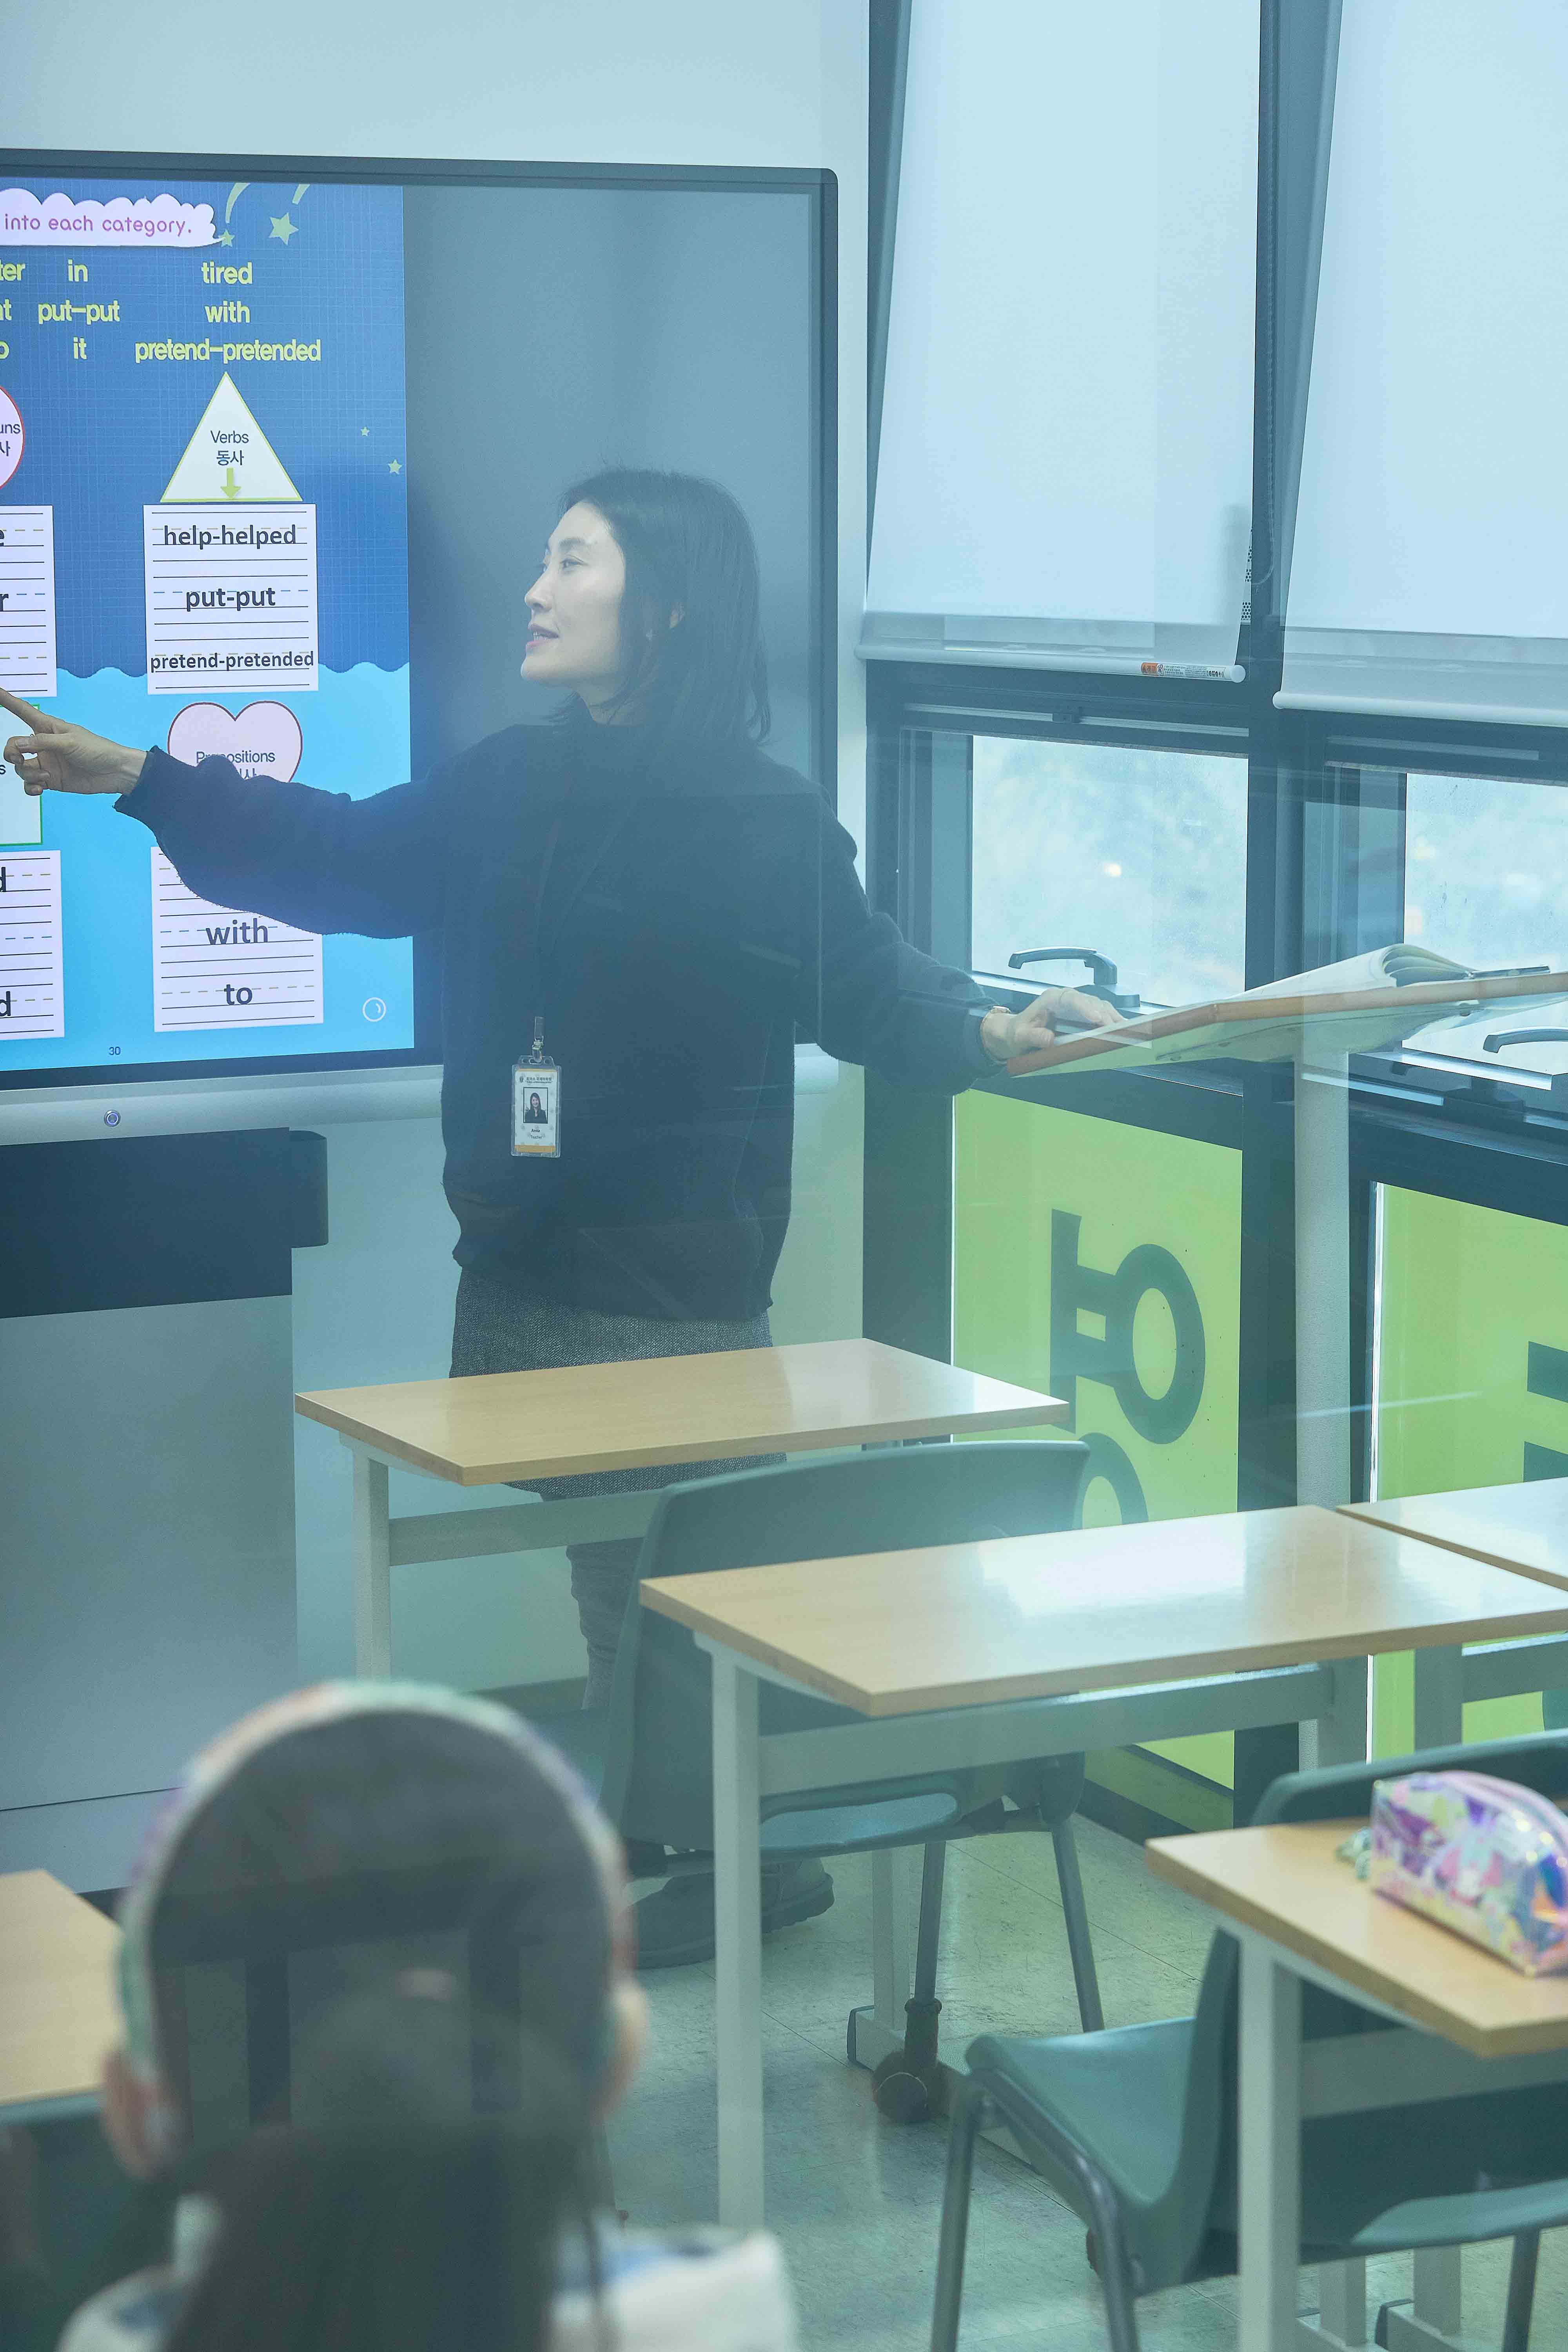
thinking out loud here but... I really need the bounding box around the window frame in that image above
[864,0,1568,1817]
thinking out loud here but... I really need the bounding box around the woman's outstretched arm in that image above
[0,689,445,939]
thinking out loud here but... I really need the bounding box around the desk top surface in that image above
[0,1871,118,2112]
[1006,969,1568,1080]
[1342,1481,1568,1594]
[1147,1820,1568,2057]
[638,1502,1568,1717]
[295,1338,1065,1486]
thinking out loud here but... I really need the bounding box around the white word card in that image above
[0,507,58,698]
[151,849,323,1031]
[0,848,64,1037]
[143,503,318,695]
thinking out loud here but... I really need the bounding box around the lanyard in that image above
[524,795,637,1044]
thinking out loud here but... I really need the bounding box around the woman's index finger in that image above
[0,687,52,729]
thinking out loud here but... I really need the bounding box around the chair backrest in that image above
[599,1438,1089,1851]
[1161,1730,1568,2283]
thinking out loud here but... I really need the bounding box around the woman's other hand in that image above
[0,690,145,797]
[980,985,1123,1065]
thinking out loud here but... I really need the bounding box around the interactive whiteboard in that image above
[0,157,831,1095]
[0,174,412,1072]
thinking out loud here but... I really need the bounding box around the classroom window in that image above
[1403,771,1568,972]
[969,735,1248,1009]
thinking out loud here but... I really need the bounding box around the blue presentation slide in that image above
[0,174,414,1073]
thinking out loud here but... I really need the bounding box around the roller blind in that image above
[1281,1,1568,724]
[864,0,1258,681]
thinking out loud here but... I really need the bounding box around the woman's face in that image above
[523,503,629,710]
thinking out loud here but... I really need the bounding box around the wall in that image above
[10,1,870,1691]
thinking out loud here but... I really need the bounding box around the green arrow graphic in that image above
[221,466,240,501]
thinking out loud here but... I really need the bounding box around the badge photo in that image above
[512,1060,561,1157]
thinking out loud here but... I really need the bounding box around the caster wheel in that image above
[846,2007,862,2065]
[873,2063,934,2124]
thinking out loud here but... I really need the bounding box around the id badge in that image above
[512,1059,561,1157]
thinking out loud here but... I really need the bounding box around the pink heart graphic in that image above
[167,701,303,783]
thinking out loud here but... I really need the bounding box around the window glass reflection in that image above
[1404,770,1568,971]
[969,735,1247,1009]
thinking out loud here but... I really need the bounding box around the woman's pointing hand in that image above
[0,689,145,797]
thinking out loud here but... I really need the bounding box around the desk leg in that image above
[1318,2259,1368,2345]
[1301,1655,1369,1771]
[1405,1644,1466,2347]
[1239,1940,1302,2352]
[712,1650,764,2229]
[1412,1646,1465,1752]
[351,1453,392,1678]
[1295,1050,1352,1510]
[1411,2250,1462,2340]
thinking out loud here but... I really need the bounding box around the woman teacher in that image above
[1,467,1115,1962]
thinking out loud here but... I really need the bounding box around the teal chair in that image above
[550,1440,1103,2116]
[931,1731,1568,2352]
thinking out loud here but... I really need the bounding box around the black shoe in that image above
[632,1858,835,1970]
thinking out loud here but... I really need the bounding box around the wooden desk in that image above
[992,971,1568,1513]
[1339,1482,1568,1748]
[0,1872,118,2125]
[1149,1821,1568,2352]
[1150,1819,1568,2058]
[642,1503,1568,1717]
[296,1339,1065,1675]
[637,1504,1568,2229]
[1343,1479,1568,1595]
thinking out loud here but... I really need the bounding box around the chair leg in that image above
[930,2074,985,2352]
[875,1842,947,2123]
[1082,2164,1143,2352]
[1503,2231,1540,2352]
[913,1840,946,2004]
[1051,1816,1105,2033]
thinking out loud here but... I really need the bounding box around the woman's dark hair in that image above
[557,465,770,743]
[163,1991,595,2352]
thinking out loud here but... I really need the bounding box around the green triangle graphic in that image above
[161,372,301,503]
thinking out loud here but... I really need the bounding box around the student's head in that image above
[103,1683,647,2180]
[522,466,770,742]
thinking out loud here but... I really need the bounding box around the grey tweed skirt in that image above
[449,1265,780,1499]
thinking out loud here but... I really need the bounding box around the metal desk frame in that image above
[697,1623,1568,2265]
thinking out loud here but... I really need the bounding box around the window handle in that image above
[1007,946,1140,1016]
[1482,1027,1568,1053]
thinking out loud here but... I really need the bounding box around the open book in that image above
[1036,943,1482,1033]
[1242,943,1478,1001]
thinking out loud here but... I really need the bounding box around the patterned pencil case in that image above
[1369,1770,1568,1976]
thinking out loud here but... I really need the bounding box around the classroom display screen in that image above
[0,161,826,1086]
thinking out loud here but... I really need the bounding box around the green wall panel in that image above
[1374,1187,1568,1752]
[953,1093,1243,1794]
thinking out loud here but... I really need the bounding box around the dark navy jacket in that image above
[120,717,988,1319]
